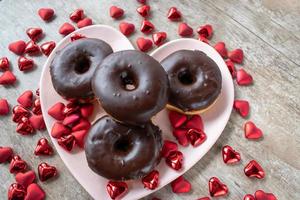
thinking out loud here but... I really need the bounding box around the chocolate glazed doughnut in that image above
[92,50,169,125]
[85,116,163,181]
[161,50,222,114]
[50,38,113,99]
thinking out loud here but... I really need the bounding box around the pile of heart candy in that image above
[0,0,277,199]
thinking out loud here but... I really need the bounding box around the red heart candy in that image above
[187,129,206,147]
[178,23,193,37]
[233,100,249,118]
[8,40,26,55]
[244,160,265,179]
[244,194,255,200]
[26,28,43,42]
[48,102,65,120]
[70,8,84,22]
[198,35,209,44]
[165,150,183,170]
[16,170,36,188]
[12,105,30,123]
[214,42,228,58]
[16,116,35,135]
[168,111,187,128]
[62,114,80,126]
[0,71,16,85]
[197,24,213,39]
[18,56,34,71]
[32,98,42,115]
[136,37,153,52]
[208,177,228,197]
[225,60,236,78]
[255,190,277,200]
[8,183,26,200]
[152,32,167,46]
[161,140,178,158]
[63,102,79,116]
[9,155,27,174]
[171,176,191,193]
[167,7,182,21]
[80,103,94,118]
[185,115,204,131]
[38,8,54,21]
[236,68,253,86]
[29,114,46,130]
[77,18,93,28]
[222,145,241,164]
[59,22,75,36]
[140,20,155,34]
[172,128,189,146]
[142,170,159,190]
[34,138,53,156]
[25,183,45,200]
[17,90,33,108]
[72,118,91,132]
[0,98,10,115]
[110,6,124,19]
[197,198,210,200]
[228,49,244,64]
[70,33,86,42]
[0,146,13,163]
[0,57,10,70]
[137,0,147,3]
[57,135,76,152]
[51,122,71,138]
[119,22,135,36]
[38,162,58,182]
[24,41,40,55]
[107,181,128,200]
[137,5,150,17]
[244,121,263,139]
[72,130,88,148]
[40,41,56,56]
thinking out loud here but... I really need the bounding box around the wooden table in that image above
[0,0,299,199]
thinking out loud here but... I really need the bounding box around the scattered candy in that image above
[214,42,228,58]
[80,103,94,118]
[26,28,43,42]
[228,49,244,64]
[119,22,135,36]
[34,138,53,156]
[166,150,183,170]
[72,130,88,148]
[70,33,86,41]
[16,116,35,135]
[0,57,10,70]
[142,170,159,190]
[233,100,249,117]
[255,190,277,200]
[12,105,30,123]
[32,98,42,115]
[236,68,253,86]
[137,0,147,4]
[18,56,34,71]
[136,37,153,52]
[187,129,206,147]
[59,23,75,36]
[0,70,16,85]
[107,181,128,200]
[244,194,255,200]
[185,115,204,131]
[38,162,58,182]
[63,102,79,116]
[51,122,70,138]
[70,9,84,22]
[167,7,182,21]
[208,177,228,197]
[9,155,27,174]
[110,6,124,19]
[17,90,33,108]
[77,18,93,28]
[197,24,213,39]
[15,170,36,188]
[40,41,56,56]
[8,183,26,200]
[0,146,13,163]
[225,60,236,78]
[137,5,150,17]
[244,160,265,179]
[222,145,241,164]
[25,183,46,200]
[152,32,167,46]
[198,35,209,44]
[168,111,187,128]
[62,114,80,126]
[24,41,40,55]
[171,176,191,193]
[244,121,263,139]
[38,8,54,21]
[0,98,10,115]
[172,128,189,146]
[48,102,65,121]
[140,20,155,34]
[57,135,76,152]
[72,118,91,132]
[161,140,178,158]
[8,40,26,55]
[178,23,193,37]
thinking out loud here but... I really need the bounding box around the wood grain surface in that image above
[0,0,299,199]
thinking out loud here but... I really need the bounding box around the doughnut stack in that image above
[50,38,222,181]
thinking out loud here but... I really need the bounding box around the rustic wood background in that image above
[0,0,299,199]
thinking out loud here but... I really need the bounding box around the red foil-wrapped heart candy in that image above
[38,162,58,182]
[106,181,128,200]
[142,170,159,190]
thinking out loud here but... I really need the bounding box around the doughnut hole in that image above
[177,68,196,85]
[74,54,91,74]
[120,70,138,91]
[114,136,133,155]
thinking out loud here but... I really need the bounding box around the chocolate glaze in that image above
[92,50,169,125]
[85,115,163,181]
[50,38,113,99]
[161,50,222,112]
